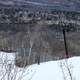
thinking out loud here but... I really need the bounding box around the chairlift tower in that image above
[59,13,69,58]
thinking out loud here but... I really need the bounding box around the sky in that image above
[0,0,80,12]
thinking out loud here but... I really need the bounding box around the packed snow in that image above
[0,51,80,80]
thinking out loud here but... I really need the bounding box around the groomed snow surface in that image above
[0,51,80,80]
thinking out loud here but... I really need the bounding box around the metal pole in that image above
[62,29,69,58]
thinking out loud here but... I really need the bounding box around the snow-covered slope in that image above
[23,57,80,80]
[0,51,80,80]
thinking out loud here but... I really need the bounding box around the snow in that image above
[0,51,15,60]
[0,51,80,80]
[23,57,80,80]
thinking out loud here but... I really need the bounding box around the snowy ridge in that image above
[0,51,80,80]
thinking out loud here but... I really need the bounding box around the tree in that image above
[0,52,37,80]
[60,59,74,80]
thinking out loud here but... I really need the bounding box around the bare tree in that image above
[0,51,37,80]
[59,59,74,80]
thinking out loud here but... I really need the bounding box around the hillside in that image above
[0,0,80,67]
